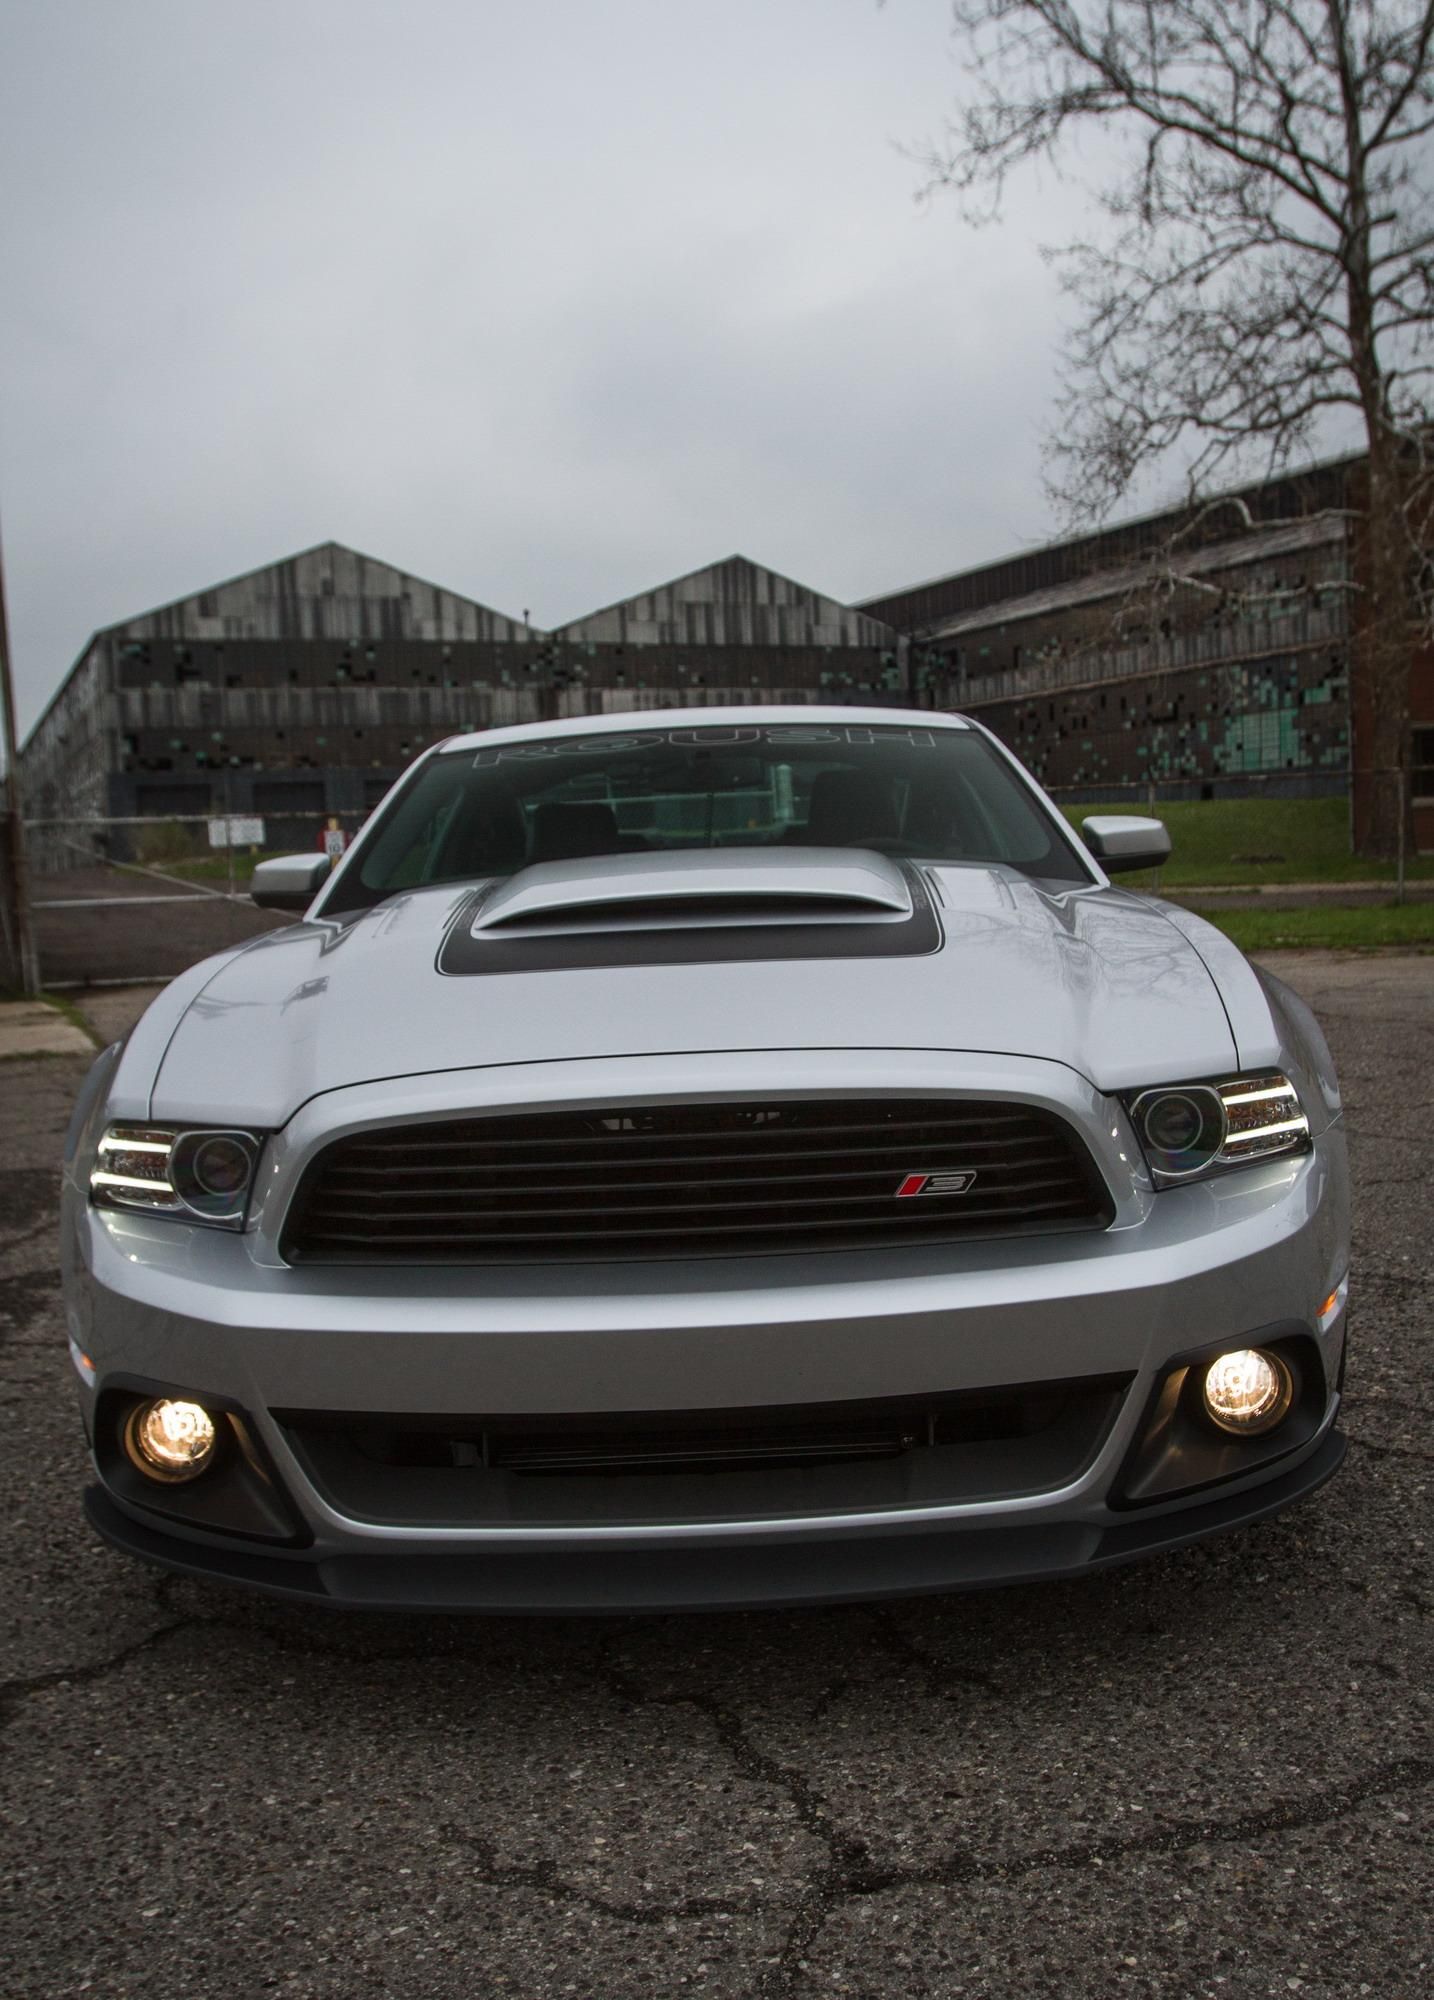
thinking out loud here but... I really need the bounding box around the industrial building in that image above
[861,452,1432,850]
[20,545,539,860]
[20,546,901,863]
[21,450,1433,862]
[862,458,1356,795]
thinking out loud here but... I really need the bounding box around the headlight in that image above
[90,1126,262,1227]
[1126,1073,1310,1186]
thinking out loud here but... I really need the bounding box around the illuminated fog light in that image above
[125,1399,218,1482]
[1201,1349,1294,1437]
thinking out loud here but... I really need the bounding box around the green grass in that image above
[0,990,105,1053]
[1200,902,1434,951]
[1060,795,1434,887]
[39,991,105,1047]
[132,850,281,886]
[119,798,1429,895]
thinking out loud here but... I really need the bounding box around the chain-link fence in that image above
[12,767,1428,992]
[21,810,367,987]
[1043,770,1349,808]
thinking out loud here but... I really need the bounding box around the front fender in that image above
[1255,965,1342,1130]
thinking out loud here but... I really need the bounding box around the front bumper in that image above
[85,1428,1346,1610]
[65,1087,1350,1608]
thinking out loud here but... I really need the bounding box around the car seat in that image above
[433,781,529,878]
[530,801,622,862]
[796,769,900,845]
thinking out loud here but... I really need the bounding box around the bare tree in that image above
[922,0,1434,855]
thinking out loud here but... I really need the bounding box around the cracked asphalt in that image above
[3,956,1431,1998]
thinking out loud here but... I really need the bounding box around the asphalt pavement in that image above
[2,956,1430,1998]
[28,868,289,986]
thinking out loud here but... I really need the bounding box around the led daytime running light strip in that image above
[91,1170,182,1194]
[95,1133,175,1193]
[1215,1075,1308,1165]
[1223,1116,1308,1142]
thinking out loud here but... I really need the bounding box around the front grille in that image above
[281,1097,1113,1263]
[290,1388,1083,1478]
[278,1377,1131,1528]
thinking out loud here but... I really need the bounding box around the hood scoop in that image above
[438,848,941,976]
[470,848,914,939]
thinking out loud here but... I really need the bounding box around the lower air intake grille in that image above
[281,1097,1113,1263]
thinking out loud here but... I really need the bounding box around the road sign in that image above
[208,816,265,849]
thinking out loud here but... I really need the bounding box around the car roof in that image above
[435,705,973,756]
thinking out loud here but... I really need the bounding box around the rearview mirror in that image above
[251,853,332,911]
[1080,815,1172,875]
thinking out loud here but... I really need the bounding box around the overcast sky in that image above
[1,0,1114,738]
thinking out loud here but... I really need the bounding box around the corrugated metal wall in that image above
[115,543,535,646]
[554,556,894,650]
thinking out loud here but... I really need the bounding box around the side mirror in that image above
[1081,814,1172,875]
[251,854,332,911]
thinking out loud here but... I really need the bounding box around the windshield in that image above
[327,721,1091,912]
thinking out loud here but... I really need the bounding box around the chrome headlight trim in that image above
[91,1126,263,1228]
[1126,1073,1311,1188]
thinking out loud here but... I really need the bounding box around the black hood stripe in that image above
[437,865,943,976]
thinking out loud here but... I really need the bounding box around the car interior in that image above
[345,732,1095,908]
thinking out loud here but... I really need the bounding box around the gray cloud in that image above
[1,0,1097,736]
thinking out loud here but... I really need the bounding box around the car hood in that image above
[147,857,1244,1127]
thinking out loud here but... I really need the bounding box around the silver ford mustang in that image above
[62,706,1349,1610]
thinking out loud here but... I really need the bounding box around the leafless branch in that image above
[926,1,1434,853]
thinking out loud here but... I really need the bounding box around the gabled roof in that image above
[23,541,538,752]
[99,539,537,647]
[551,553,896,648]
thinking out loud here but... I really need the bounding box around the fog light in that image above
[1201,1349,1294,1437]
[125,1398,218,1482]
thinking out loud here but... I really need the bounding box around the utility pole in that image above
[223,761,236,904]
[0,514,40,996]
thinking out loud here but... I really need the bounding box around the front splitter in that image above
[84,1429,1345,1613]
